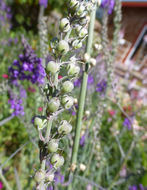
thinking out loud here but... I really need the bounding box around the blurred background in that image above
[0,0,147,190]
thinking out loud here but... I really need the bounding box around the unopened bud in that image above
[60,18,70,32]
[85,110,90,117]
[57,40,69,55]
[58,120,72,135]
[72,39,82,49]
[90,58,96,66]
[84,53,90,62]
[80,163,86,171]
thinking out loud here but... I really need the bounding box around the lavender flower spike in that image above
[39,0,48,8]
[123,118,131,130]
[101,0,115,14]
[9,39,46,85]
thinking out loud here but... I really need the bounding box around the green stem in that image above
[0,170,12,190]
[40,119,53,190]
[0,115,14,126]
[45,119,53,143]
[67,5,97,190]
[108,141,135,190]
[41,119,53,169]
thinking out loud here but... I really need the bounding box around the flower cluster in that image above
[123,118,131,130]
[0,0,12,29]
[129,184,146,190]
[101,0,115,14]
[8,39,46,84]
[96,79,107,94]
[8,85,26,116]
[74,74,94,88]
[33,0,98,188]
[39,0,48,8]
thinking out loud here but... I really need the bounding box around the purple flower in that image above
[8,39,46,84]
[8,98,24,116]
[129,186,138,190]
[0,0,12,28]
[80,134,86,147]
[54,170,64,185]
[74,78,81,87]
[96,79,107,94]
[139,184,147,190]
[128,185,147,190]
[72,111,76,116]
[46,186,53,190]
[8,84,26,116]
[123,118,131,130]
[87,75,94,87]
[39,0,48,8]
[74,75,94,88]
[101,0,115,14]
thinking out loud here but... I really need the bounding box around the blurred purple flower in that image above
[96,79,107,94]
[129,185,147,190]
[74,75,94,88]
[72,111,76,116]
[39,0,48,8]
[139,184,145,190]
[87,75,94,87]
[74,78,81,87]
[0,0,12,28]
[80,134,86,147]
[46,186,53,190]
[123,118,131,130]
[129,186,138,190]
[101,0,115,14]
[54,170,64,185]
[8,85,26,116]
[9,39,46,84]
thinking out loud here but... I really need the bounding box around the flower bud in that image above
[46,61,59,74]
[45,173,54,182]
[58,120,72,135]
[83,53,90,62]
[48,139,58,153]
[60,18,70,32]
[62,81,74,93]
[34,117,47,130]
[77,5,85,17]
[34,169,45,183]
[90,58,96,66]
[74,98,78,104]
[80,163,86,171]
[51,153,64,168]
[79,28,88,38]
[47,98,60,113]
[34,117,43,127]
[86,2,93,11]
[57,40,69,55]
[67,63,80,76]
[61,95,74,109]
[72,40,82,49]
[94,43,102,51]
[85,110,90,117]
[69,0,79,10]
[75,25,82,34]
[80,17,88,25]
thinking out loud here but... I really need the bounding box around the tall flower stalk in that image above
[102,0,121,91]
[68,2,97,189]
[34,0,96,189]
